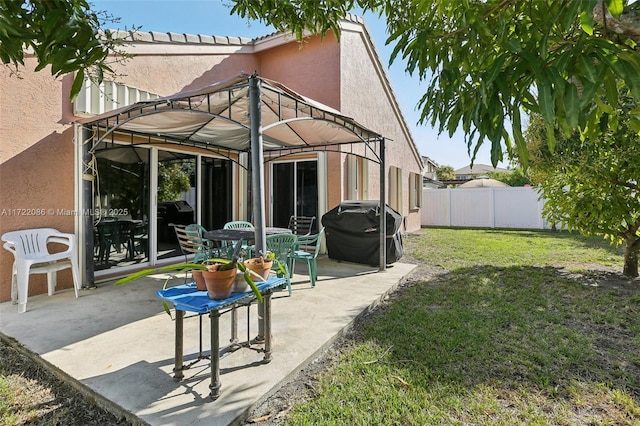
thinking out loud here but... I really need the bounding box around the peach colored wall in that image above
[258,34,341,109]
[1,60,76,301]
[0,50,260,303]
[107,51,260,96]
[339,30,423,231]
[259,34,345,212]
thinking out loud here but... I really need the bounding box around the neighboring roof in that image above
[77,73,383,161]
[459,177,509,188]
[422,155,438,166]
[455,163,510,175]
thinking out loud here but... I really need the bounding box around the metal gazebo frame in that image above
[77,72,388,287]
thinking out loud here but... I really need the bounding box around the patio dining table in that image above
[156,276,286,400]
[203,226,291,244]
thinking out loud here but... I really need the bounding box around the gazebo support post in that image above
[249,75,269,341]
[379,138,387,271]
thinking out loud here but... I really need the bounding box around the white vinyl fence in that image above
[421,187,553,229]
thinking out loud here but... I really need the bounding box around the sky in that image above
[90,0,506,170]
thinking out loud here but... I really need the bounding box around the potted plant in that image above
[192,269,206,290]
[245,250,288,278]
[115,257,266,318]
[243,250,274,280]
[201,260,238,300]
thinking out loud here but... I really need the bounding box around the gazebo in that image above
[77,72,389,286]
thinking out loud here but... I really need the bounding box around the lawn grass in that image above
[407,228,624,271]
[285,229,640,425]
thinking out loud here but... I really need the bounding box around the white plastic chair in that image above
[2,228,81,313]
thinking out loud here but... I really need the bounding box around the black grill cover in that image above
[321,200,403,265]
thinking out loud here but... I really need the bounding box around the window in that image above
[388,166,403,212]
[409,172,423,210]
[348,156,368,200]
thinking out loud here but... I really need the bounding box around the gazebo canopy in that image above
[79,72,383,162]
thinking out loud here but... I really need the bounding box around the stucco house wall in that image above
[257,33,342,109]
[339,21,424,231]
[0,16,424,303]
[0,60,77,301]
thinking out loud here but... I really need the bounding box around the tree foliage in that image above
[525,100,640,277]
[435,165,456,181]
[488,169,531,187]
[2,0,640,163]
[0,0,124,100]
[233,0,640,167]
[157,162,191,202]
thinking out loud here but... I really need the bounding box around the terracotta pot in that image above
[244,258,273,281]
[202,266,237,300]
[192,269,206,291]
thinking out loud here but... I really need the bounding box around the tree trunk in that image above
[593,0,640,44]
[622,236,639,278]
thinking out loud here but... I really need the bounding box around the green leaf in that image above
[512,108,528,169]
[484,54,506,86]
[162,300,172,318]
[579,11,594,35]
[70,70,84,102]
[560,0,581,31]
[537,78,554,123]
[545,122,556,153]
[578,55,596,83]
[579,80,599,110]
[607,0,624,17]
[505,39,522,53]
[619,58,640,100]
[565,83,579,129]
[603,68,619,107]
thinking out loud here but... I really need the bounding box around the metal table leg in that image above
[230,305,238,345]
[173,310,184,381]
[263,291,272,363]
[209,310,221,400]
[256,302,265,342]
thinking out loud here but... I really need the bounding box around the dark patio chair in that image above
[287,216,315,237]
[173,224,216,264]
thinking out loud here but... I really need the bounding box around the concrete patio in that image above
[0,257,415,425]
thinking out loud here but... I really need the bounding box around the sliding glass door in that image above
[156,151,197,260]
[93,145,232,272]
[271,160,318,231]
[93,145,150,271]
[200,157,232,231]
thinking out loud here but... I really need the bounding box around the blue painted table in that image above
[156,277,285,400]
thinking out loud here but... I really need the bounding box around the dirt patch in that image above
[0,337,136,425]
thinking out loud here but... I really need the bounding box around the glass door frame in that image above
[269,155,324,229]
[89,144,235,277]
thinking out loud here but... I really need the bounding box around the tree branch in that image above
[593,0,640,44]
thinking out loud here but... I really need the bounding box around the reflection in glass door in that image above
[156,152,197,260]
[272,160,318,230]
[201,157,232,231]
[93,147,234,270]
[93,145,150,271]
